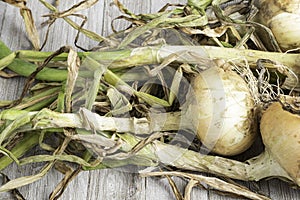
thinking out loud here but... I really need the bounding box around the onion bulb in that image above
[191,62,256,156]
[260,101,300,185]
[255,0,300,51]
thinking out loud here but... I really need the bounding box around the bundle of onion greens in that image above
[0,0,300,199]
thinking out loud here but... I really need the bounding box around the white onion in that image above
[260,101,300,185]
[191,63,256,156]
[255,0,300,51]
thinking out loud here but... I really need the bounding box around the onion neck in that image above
[245,150,293,182]
[118,133,294,184]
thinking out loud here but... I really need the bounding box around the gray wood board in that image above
[0,0,299,199]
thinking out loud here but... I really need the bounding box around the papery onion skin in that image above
[260,102,300,186]
[191,66,256,156]
[255,0,300,51]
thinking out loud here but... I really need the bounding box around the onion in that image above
[1,96,299,187]
[259,101,300,185]
[153,98,300,186]
[0,59,257,158]
[255,0,300,51]
[191,62,256,156]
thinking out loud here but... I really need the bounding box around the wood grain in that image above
[0,0,299,199]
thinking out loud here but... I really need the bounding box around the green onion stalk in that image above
[1,40,300,90]
[0,105,297,190]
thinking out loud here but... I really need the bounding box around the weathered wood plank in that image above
[0,0,299,200]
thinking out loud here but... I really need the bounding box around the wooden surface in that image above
[0,0,300,199]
